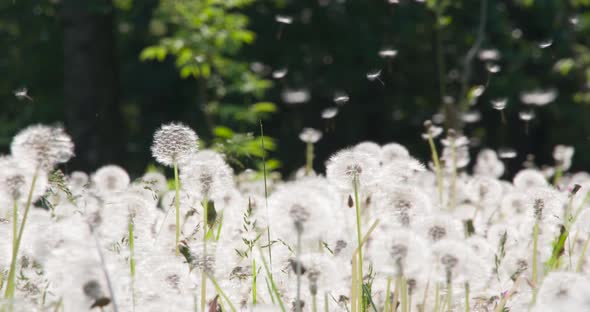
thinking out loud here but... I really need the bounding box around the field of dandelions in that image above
[1,121,589,312]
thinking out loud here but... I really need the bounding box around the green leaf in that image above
[214,126,234,138]
[140,46,167,62]
[251,102,277,113]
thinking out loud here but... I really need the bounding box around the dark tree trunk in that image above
[62,0,124,172]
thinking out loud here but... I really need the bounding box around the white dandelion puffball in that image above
[151,122,199,167]
[11,124,74,170]
[326,148,379,193]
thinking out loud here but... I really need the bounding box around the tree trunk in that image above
[62,0,124,172]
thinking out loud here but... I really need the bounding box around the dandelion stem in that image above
[401,277,408,312]
[553,165,563,186]
[445,279,452,312]
[173,160,181,256]
[450,135,457,211]
[464,283,469,312]
[305,142,314,176]
[353,175,364,312]
[576,233,590,273]
[128,217,136,312]
[324,293,329,312]
[426,135,443,206]
[4,167,38,299]
[434,283,440,312]
[201,196,209,312]
[383,277,392,312]
[532,222,539,286]
[296,226,303,312]
[312,293,317,312]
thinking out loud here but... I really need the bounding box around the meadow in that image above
[1,121,589,312]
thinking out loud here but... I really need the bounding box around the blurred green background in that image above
[2,0,590,177]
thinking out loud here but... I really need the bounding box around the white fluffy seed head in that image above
[326,148,379,193]
[11,124,74,170]
[92,165,130,196]
[298,128,322,144]
[151,122,199,167]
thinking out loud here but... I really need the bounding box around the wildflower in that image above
[179,150,234,201]
[298,128,322,144]
[151,122,199,167]
[373,185,432,227]
[431,239,487,285]
[11,124,74,170]
[415,214,463,243]
[473,149,505,178]
[380,143,410,164]
[326,148,379,193]
[92,165,130,195]
[553,145,574,171]
[368,228,430,277]
[533,272,590,312]
[513,169,548,189]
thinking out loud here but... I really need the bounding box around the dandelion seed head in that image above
[281,88,310,104]
[326,148,379,193]
[151,122,199,167]
[275,15,293,24]
[520,89,557,106]
[299,128,322,144]
[92,165,130,195]
[11,124,74,170]
[321,107,339,119]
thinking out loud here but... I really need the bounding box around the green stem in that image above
[208,274,237,312]
[252,257,257,305]
[258,246,286,312]
[450,137,457,211]
[128,217,136,312]
[576,233,590,273]
[353,176,364,312]
[446,280,452,312]
[532,222,539,286]
[296,228,302,312]
[312,293,317,312]
[383,277,392,312]
[401,277,408,312]
[324,293,329,312]
[464,283,469,312]
[4,167,39,299]
[427,135,443,206]
[553,165,563,186]
[201,196,209,312]
[434,283,440,312]
[305,143,314,176]
[173,161,180,256]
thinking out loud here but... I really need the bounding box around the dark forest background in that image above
[2,0,590,177]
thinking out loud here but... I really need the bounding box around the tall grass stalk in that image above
[260,121,273,272]
[252,257,257,305]
[258,246,286,312]
[4,167,39,299]
[208,274,237,312]
[449,135,457,211]
[173,160,181,256]
[576,233,590,272]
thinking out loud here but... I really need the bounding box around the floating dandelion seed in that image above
[378,48,398,58]
[366,69,384,85]
[478,49,501,61]
[520,89,557,106]
[14,87,33,101]
[388,0,399,3]
[486,63,501,73]
[281,88,310,105]
[272,67,288,79]
[461,110,481,124]
[538,38,553,49]
[321,107,339,119]
[333,91,350,105]
[275,15,293,40]
[275,15,293,24]
[491,98,507,110]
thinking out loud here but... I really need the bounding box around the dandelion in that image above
[553,145,574,184]
[151,122,199,167]
[478,49,500,61]
[272,67,288,79]
[151,122,199,255]
[281,88,310,105]
[299,128,322,176]
[378,48,398,58]
[473,149,505,178]
[92,165,130,196]
[11,124,74,171]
